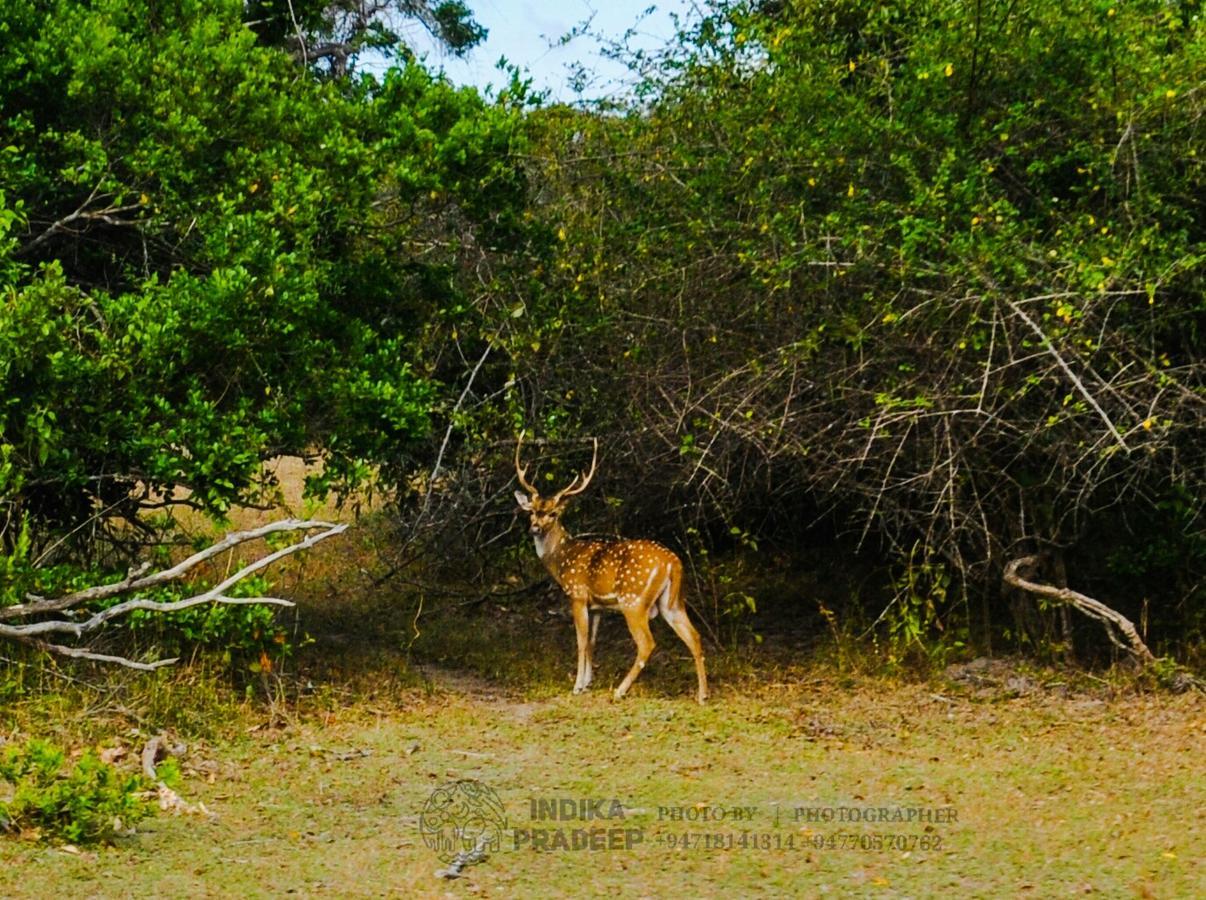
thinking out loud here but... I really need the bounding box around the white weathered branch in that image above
[16,639,180,671]
[0,519,347,669]
[18,196,144,256]
[4,518,341,621]
[1003,555,1155,664]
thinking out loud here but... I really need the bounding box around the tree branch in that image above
[1005,299,1130,450]
[18,198,145,256]
[0,519,347,669]
[5,518,342,620]
[1003,555,1155,664]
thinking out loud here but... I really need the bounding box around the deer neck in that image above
[534,521,571,569]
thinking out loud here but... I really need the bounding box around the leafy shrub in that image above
[0,739,149,844]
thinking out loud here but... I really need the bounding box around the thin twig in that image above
[1005,299,1129,450]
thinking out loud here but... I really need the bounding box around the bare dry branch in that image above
[0,519,346,669]
[5,518,342,621]
[1003,555,1155,664]
[1004,299,1129,450]
[19,195,144,256]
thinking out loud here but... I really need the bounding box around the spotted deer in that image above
[514,433,708,703]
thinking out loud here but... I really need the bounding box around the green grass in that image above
[1,654,1200,897]
[1,519,1200,897]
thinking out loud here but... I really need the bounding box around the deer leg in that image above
[614,607,656,700]
[659,571,709,703]
[572,598,591,694]
[582,609,601,689]
[661,602,708,704]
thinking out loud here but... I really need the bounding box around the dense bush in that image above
[418,0,1204,658]
[0,1,535,589]
[1,0,1201,666]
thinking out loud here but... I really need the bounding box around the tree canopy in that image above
[1,0,531,590]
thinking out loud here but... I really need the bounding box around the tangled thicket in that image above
[400,0,1204,659]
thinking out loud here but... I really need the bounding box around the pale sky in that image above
[405,1,698,102]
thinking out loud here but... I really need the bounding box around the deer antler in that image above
[551,437,599,504]
[514,430,539,495]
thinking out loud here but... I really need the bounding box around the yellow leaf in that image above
[557,227,566,241]
[944,63,954,77]
[248,182,259,194]
[847,183,855,197]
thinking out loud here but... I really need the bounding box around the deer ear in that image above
[514,490,533,510]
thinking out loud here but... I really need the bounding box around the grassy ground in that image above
[1,508,1202,898]
[0,668,1200,898]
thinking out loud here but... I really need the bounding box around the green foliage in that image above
[245,0,487,73]
[0,0,534,567]
[885,547,966,668]
[0,739,149,844]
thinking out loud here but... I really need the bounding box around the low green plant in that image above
[883,546,969,671]
[0,739,150,844]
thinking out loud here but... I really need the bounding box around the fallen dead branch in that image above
[0,519,347,670]
[1003,555,1155,665]
[137,733,213,818]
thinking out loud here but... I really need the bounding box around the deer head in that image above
[513,431,598,539]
